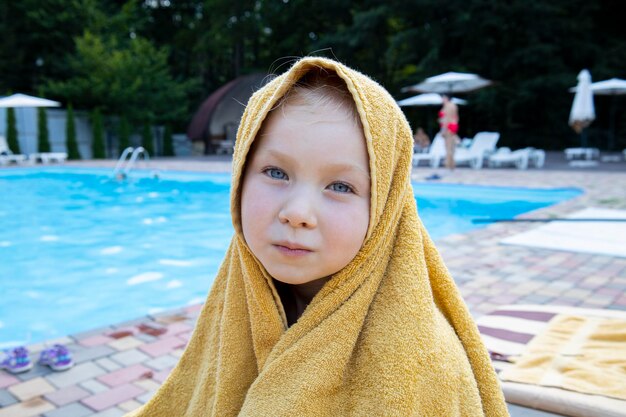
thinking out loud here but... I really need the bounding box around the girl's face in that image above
[241,101,370,286]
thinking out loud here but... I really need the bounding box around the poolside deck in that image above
[1,154,625,417]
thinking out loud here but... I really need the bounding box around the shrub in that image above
[118,116,131,155]
[65,104,81,160]
[162,124,174,156]
[141,124,154,155]
[91,108,105,158]
[37,108,51,152]
[6,108,20,153]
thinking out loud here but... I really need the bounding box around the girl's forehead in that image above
[248,102,369,170]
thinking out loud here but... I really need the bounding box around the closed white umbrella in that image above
[568,70,595,146]
[397,93,467,106]
[403,72,492,94]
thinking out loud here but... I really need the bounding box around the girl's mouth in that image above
[274,242,313,256]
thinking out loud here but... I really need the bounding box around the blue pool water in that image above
[0,168,581,346]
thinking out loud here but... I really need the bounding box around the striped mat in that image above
[476,305,626,417]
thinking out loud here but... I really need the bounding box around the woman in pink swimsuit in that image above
[438,95,460,170]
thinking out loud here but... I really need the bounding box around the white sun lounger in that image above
[0,153,28,165]
[454,131,500,169]
[488,147,545,170]
[30,152,68,164]
[564,147,599,160]
[412,133,446,168]
[0,135,28,165]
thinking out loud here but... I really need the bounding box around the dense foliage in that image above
[1,0,624,150]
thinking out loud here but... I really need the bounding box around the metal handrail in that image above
[112,147,151,179]
[112,147,134,178]
[123,147,150,175]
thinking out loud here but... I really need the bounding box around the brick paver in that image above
[0,397,56,417]
[44,385,91,407]
[81,384,144,412]
[43,402,93,417]
[97,365,152,388]
[8,377,55,401]
[1,157,625,416]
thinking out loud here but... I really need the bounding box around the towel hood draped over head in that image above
[127,57,508,416]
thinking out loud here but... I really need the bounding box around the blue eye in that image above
[264,168,288,180]
[329,182,353,193]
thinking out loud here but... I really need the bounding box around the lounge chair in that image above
[488,147,545,170]
[0,135,28,165]
[216,122,237,155]
[215,140,235,155]
[412,133,445,168]
[30,152,68,164]
[454,131,500,169]
[564,147,599,160]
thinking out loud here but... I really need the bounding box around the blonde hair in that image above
[273,67,361,126]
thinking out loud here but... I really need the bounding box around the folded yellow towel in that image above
[501,314,626,400]
[127,57,508,416]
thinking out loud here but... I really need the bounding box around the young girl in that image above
[127,57,508,416]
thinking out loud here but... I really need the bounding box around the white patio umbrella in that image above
[0,93,61,108]
[397,93,467,106]
[568,70,595,147]
[0,93,61,154]
[589,78,626,95]
[402,72,492,94]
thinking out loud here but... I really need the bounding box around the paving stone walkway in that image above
[1,157,625,416]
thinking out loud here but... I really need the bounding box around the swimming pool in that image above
[0,168,581,346]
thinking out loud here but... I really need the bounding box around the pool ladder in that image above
[113,147,157,179]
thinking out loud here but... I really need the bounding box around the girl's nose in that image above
[278,191,318,229]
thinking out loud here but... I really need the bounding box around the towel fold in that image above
[500,314,626,400]
[126,57,508,416]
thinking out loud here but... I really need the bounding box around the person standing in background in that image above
[438,94,460,170]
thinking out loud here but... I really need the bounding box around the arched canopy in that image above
[187,74,268,148]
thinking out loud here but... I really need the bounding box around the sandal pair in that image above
[1,344,73,374]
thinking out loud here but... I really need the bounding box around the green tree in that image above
[141,124,154,155]
[44,31,197,127]
[0,0,107,94]
[65,104,80,159]
[6,107,20,153]
[118,115,131,155]
[5,0,624,150]
[91,108,105,158]
[37,107,51,152]
[162,124,174,156]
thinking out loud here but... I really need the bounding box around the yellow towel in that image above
[500,314,626,400]
[127,57,508,416]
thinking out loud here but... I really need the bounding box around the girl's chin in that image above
[271,274,329,287]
